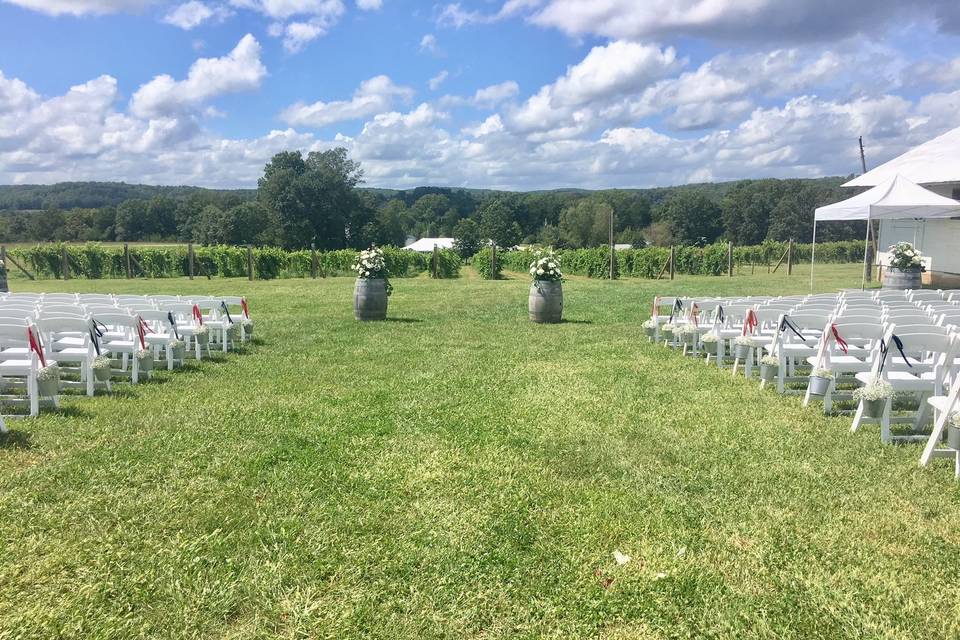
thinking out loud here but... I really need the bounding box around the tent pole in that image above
[810,221,817,291]
[861,213,871,291]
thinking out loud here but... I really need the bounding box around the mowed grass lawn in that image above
[2,264,959,639]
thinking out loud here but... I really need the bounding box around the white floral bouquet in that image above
[852,377,893,402]
[195,324,209,337]
[642,318,657,330]
[37,363,60,382]
[227,323,241,339]
[759,354,779,366]
[888,242,925,272]
[353,247,388,279]
[734,335,758,348]
[92,355,112,371]
[701,332,718,344]
[529,250,562,282]
[675,324,698,340]
[811,367,834,380]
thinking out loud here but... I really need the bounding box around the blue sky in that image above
[1,0,960,190]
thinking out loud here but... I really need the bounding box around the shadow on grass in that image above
[0,428,32,450]
[561,319,593,325]
[385,317,422,323]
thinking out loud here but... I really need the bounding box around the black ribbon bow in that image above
[88,318,102,356]
[220,301,234,324]
[779,316,805,341]
[167,312,181,340]
[879,334,912,376]
[716,305,725,323]
[669,299,683,322]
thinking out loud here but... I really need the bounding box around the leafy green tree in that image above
[558,198,613,248]
[367,199,408,247]
[479,198,522,247]
[452,218,482,258]
[257,147,365,250]
[653,191,723,245]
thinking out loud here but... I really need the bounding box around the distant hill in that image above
[0,182,257,211]
[0,177,850,211]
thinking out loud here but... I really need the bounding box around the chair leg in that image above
[29,376,38,417]
[881,402,892,444]
[823,379,834,414]
[851,401,865,432]
[167,347,174,371]
[86,362,94,397]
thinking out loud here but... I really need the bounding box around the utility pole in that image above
[860,136,875,283]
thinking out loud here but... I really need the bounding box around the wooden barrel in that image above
[883,267,922,290]
[354,278,388,321]
[528,280,563,323]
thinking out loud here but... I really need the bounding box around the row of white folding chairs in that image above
[648,294,960,478]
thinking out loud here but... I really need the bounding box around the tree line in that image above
[0,149,866,249]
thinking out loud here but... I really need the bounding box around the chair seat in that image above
[927,395,954,413]
[48,347,101,359]
[856,370,936,391]
[144,335,172,345]
[103,340,137,352]
[0,358,57,374]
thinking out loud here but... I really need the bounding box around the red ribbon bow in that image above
[192,304,203,326]
[691,303,700,327]
[241,298,250,319]
[27,326,46,367]
[136,317,153,349]
[743,309,758,336]
[830,324,849,354]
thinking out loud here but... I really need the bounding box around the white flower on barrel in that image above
[353,247,387,279]
[889,242,925,271]
[528,250,562,282]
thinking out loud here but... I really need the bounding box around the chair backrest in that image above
[908,290,944,302]
[0,323,39,367]
[36,316,93,348]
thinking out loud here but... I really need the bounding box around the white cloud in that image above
[356,0,380,9]
[163,1,233,29]
[227,0,344,51]
[441,81,519,108]
[419,34,439,54]
[280,75,415,127]
[428,70,449,91]
[1,0,158,15]
[528,0,960,42]
[130,34,266,118]
[435,0,539,27]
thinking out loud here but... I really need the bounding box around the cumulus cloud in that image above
[441,81,519,108]
[162,1,233,29]
[130,34,266,118]
[527,0,960,43]
[428,70,449,91]
[280,75,415,127]
[227,0,344,51]
[356,0,380,9]
[419,34,439,54]
[1,0,158,15]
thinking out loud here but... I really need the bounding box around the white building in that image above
[403,237,456,252]
[845,127,960,287]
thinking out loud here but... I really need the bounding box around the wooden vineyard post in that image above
[432,245,439,278]
[669,246,675,280]
[247,245,254,281]
[188,243,195,280]
[62,245,70,280]
[311,243,318,279]
[727,242,734,277]
[491,243,498,278]
[124,243,132,279]
[787,239,794,276]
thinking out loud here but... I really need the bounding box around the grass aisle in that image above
[1,265,958,638]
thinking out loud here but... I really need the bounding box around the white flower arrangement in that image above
[952,412,960,429]
[811,367,834,379]
[675,324,698,336]
[92,354,112,371]
[759,354,779,366]
[169,338,185,351]
[136,349,151,361]
[734,335,758,347]
[888,241,925,271]
[661,323,676,333]
[227,323,241,338]
[37,363,60,382]
[642,318,658,329]
[353,247,387,279]
[194,324,209,337]
[852,378,894,402]
[701,332,718,344]
[528,250,562,282]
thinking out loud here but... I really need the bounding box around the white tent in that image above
[404,237,455,252]
[844,126,960,188]
[811,174,960,288]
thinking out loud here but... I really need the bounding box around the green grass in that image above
[2,263,958,639]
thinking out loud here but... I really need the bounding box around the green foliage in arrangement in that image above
[471,247,503,280]
[7,243,457,281]
[496,240,865,279]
